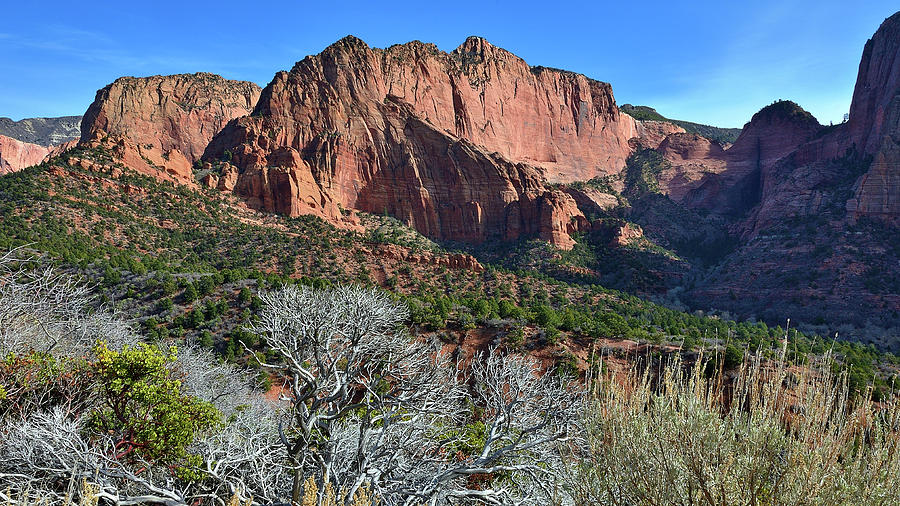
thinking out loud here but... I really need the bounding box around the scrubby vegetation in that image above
[619,104,743,144]
[2,142,900,504]
[2,250,899,505]
[0,253,580,505]
[574,352,900,504]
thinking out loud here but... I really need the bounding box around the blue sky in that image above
[1,1,897,127]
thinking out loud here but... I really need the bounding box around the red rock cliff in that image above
[0,134,52,175]
[80,73,261,180]
[847,12,900,156]
[673,101,821,216]
[846,12,900,223]
[208,36,610,247]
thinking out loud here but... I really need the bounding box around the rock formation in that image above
[300,35,636,183]
[849,140,900,222]
[651,101,821,219]
[206,36,620,248]
[0,134,52,175]
[655,132,727,203]
[0,116,81,146]
[845,12,900,223]
[679,12,900,227]
[81,73,261,162]
[847,12,900,156]
[635,120,686,149]
[80,73,261,180]
[66,21,900,249]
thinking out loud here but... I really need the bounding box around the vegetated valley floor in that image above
[1,143,897,397]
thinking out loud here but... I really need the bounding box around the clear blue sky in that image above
[1,1,897,128]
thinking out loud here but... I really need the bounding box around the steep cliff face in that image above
[849,139,900,222]
[675,101,821,217]
[232,35,639,178]
[208,36,611,247]
[730,101,823,201]
[670,14,900,335]
[653,11,900,227]
[655,133,727,203]
[378,36,638,182]
[80,73,261,180]
[76,73,262,183]
[847,12,900,156]
[846,12,900,223]
[635,120,686,149]
[0,134,52,175]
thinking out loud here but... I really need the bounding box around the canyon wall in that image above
[0,135,51,175]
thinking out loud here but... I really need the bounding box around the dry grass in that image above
[573,351,900,505]
[2,477,378,506]
[297,476,377,506]
[1,479,99,506]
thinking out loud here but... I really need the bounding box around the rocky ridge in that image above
[67,37,733,249]
[54,18,900,260]
[0,116,82,146]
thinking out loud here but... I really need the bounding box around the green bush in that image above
[89,342,220,467]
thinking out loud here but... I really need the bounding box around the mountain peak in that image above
[747,100,820,129]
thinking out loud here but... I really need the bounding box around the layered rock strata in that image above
[206,36,625,247]
[80,73,261,181]
[0,135,52,175]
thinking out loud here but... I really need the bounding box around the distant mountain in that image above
[0,115,81,146]
[619,104,743,144]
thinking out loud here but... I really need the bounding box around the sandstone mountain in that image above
[642,12,900,233]
[66,19,898,254]
[623,12,900,344]
[80,73,261,182]
[845,11,900,223]
[68,37,735,250]
[657,100,823,223]
[201,36,645,247]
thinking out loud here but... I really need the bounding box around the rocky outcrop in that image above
[636,120,686,149]
[675,101,821,216]
[847,12,900,156]
[81,73,261,171]
[848,139,900,222]
[727,101,822,178]
[565,186,621,212]
[673,13,900,335]
[0,134,51,175]
[207,36,610,248]
[655,133,728,203]
[0,116,81,146]
[610,221,644,247]
[657,9,900,227]
[376,243,484,272]
[845,12,900,223]
[371,36,637,182]
[659,132,726,162]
